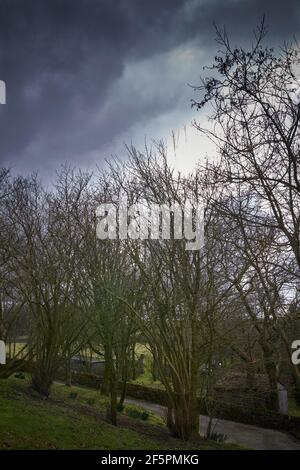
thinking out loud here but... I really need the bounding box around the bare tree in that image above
[192,19,300,276]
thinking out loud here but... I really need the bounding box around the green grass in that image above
[131,343,164,388]
[0,376,243,450]
[289,398,300,418]
[131,369,164,388]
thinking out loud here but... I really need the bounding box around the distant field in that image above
[6,342,28,357]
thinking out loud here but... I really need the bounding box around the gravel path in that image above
[125,397,300,450]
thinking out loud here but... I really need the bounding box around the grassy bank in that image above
[0,376,242,450]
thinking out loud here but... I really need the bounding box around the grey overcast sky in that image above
[0,0,299,180]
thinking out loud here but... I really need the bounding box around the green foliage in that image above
[125,406,149,421]
[14,372,26,380]
[209,432,228,443]
[289,398,300,418]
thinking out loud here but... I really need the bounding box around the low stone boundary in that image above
[201,399,300,441]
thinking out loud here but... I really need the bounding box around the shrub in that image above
[117,403,124,412]
[141,410,149,421]
[209,432,228,443]
[14,372,26,380]
[126,406,149,421]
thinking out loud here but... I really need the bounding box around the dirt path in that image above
[125,397,300,450]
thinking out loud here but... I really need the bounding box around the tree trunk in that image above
[109,378,118,426]
[264,358,279,411]
[166,405,175,432]
[101,347,110,396]
[104,344,118,426]
[118,360,128,409]
[31,364,55,397]
[245,361,255,389]
[65,357,72,387]
[131,345,136,380]
[107,358,117,425]
[172,392,199,440]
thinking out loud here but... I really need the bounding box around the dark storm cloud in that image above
[0,0,299,177]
